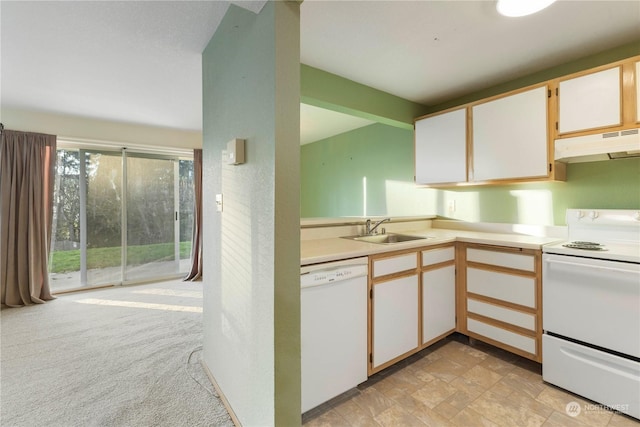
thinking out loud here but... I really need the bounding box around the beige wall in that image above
[1,108,201,149]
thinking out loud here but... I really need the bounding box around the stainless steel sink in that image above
[342,233,432,244]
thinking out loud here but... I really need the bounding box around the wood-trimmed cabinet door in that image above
[420,245,456,347]
[369,250,419,375]
[471,85,549,182]
[414,107,467,185]
[636,60,640,123]
[460,244,542,362]
[553,57,640,137]
[557,65,622,135]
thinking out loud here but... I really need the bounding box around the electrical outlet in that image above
[447,200,456,214]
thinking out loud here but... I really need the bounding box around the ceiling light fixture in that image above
[496,0,557,17]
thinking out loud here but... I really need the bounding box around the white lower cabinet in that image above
[369,245,457,374]
[421,245,456,346]
[368,242,544,374]
[461,243,542,362]
[369,250,419,373]
[372,275,419,369]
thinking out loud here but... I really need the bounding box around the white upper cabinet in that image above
[412,57,636,185]
[414,108,467,185]
[471,86,549,182]
[557,66,622,134]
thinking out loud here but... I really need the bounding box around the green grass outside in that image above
[50,241,192,273]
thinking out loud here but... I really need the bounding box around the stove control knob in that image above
[575,210,584,219]
[635,211,640,221]
[589,211,599,220]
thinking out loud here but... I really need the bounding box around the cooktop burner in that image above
[562,241,608,251]
[543,210,640,263]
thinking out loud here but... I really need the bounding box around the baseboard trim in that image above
[200,359,242,427]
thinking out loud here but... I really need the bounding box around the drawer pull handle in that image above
[560,346,640,381]
[546,258,639,275]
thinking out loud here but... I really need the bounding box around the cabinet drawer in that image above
[543,334,639,419]
[373,253,417,278]
[468,318,536,355]
[467,267,535,308]
[467,248,534,272]
[467,298,535,330]
[422,246,455,267]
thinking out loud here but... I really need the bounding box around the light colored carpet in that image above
[1,279,233,427]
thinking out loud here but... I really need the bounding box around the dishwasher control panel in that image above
[301,264,368,288]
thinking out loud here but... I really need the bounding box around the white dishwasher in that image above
[301,257,368,413]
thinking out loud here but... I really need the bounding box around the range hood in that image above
[554,128,640,163]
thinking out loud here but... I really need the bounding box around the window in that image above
[49,146,194,292]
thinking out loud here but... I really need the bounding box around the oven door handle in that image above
[545,258,639,275]
[559,346,640,381]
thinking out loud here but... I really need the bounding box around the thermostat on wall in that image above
[226,138,245,165]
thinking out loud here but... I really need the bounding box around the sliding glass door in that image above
[49,148,193,293]
[85,151,123,286]
[125,154,177,281]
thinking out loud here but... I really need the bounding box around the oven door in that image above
[543,253,640,358]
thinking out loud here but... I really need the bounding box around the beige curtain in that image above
[184,149,203,281]
[1,130,57,307]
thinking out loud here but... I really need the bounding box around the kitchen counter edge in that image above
[301,228,563,266]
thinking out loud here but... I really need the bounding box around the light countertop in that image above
[301,227,563,265]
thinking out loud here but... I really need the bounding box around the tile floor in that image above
[302,334,638,427]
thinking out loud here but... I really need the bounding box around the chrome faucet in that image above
[365,218,391,235]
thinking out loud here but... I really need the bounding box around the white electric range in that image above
[542,209,640,419]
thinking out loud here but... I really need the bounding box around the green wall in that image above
[301,124,640,225]
[301,65,429,129]
[301,123,416,217]
[430,40,640,113]
[202,3,300,426]
[301,42,640,226]
[444,158,640,225]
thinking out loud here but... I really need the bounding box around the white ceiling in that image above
[2,1,639,144]
[301,0,640,106]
